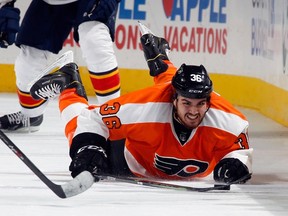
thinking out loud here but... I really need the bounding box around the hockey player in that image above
[0,0,121,132]
[29,31,253,183]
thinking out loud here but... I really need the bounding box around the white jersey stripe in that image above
[117,102,173,124]
[203,108,249,136]
[61,102,88,126]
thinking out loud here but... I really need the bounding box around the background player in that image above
[0,0,121,132]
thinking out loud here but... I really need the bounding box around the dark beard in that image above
[173,100,210,130]
[172,112,192,145]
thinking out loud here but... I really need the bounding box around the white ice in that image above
[0,93,288,216]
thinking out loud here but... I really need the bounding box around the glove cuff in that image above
[69,132,107,159]
[76,145,107,158]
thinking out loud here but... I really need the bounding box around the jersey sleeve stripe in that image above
[117,102,173,124]
[61,102,88,126]
[203,108,249,136]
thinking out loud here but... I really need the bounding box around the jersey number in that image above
[100,102,121,129]
[190,74,203,82]
[235,133,249,149]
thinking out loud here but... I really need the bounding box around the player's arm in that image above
[0,0,20,48]
[68,132,109,181]
[65,102,114,180]
[67,100,125,180]
[213,130,253,184]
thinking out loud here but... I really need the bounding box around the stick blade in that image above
[61,171,94,198]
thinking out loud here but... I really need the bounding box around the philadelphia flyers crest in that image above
[154,154,209,177]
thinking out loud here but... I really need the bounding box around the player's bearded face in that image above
[173,96,209,129]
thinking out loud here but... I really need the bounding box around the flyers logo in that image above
[154,154,209,177]
[162,0,174,18]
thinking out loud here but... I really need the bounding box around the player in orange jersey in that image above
[30,31,253,184]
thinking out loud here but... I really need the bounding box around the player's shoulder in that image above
[117,82,174,104]
[209,91,247,120]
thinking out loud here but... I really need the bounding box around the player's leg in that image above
[30,62,87,101]
[78,21,120,104]
[0,0,78,132]
[29,62,88,142]
[76,0,121,105]
[0,46,51,132]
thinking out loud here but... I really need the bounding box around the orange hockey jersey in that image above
[59,61,252,180]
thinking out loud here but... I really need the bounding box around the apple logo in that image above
[162,0,174,18]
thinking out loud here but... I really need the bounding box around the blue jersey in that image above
[16,0,118,53]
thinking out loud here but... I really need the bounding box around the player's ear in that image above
[173,93,178,106]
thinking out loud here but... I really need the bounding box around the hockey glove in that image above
[69,145,109,181]
[0,1,20,48]
[213,158,251,184]
[140,33,171,76]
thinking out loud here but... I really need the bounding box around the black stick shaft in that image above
[0,130,67,198]
[0,130,95,199]
[99,175,230,192]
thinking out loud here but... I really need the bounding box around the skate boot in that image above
[140,33,170,76]
[0,111,43,132]
[30,62,87,101]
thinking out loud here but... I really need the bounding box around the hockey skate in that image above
[138,22,170,76]
[0,111,43,132]
[30,63,87,101]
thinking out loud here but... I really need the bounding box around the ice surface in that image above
[0,93,288,216]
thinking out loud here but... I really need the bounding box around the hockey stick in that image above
[99,173,252,192]
[0,130,95,198]
[100,175,229,192]
[28,50,74,89]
